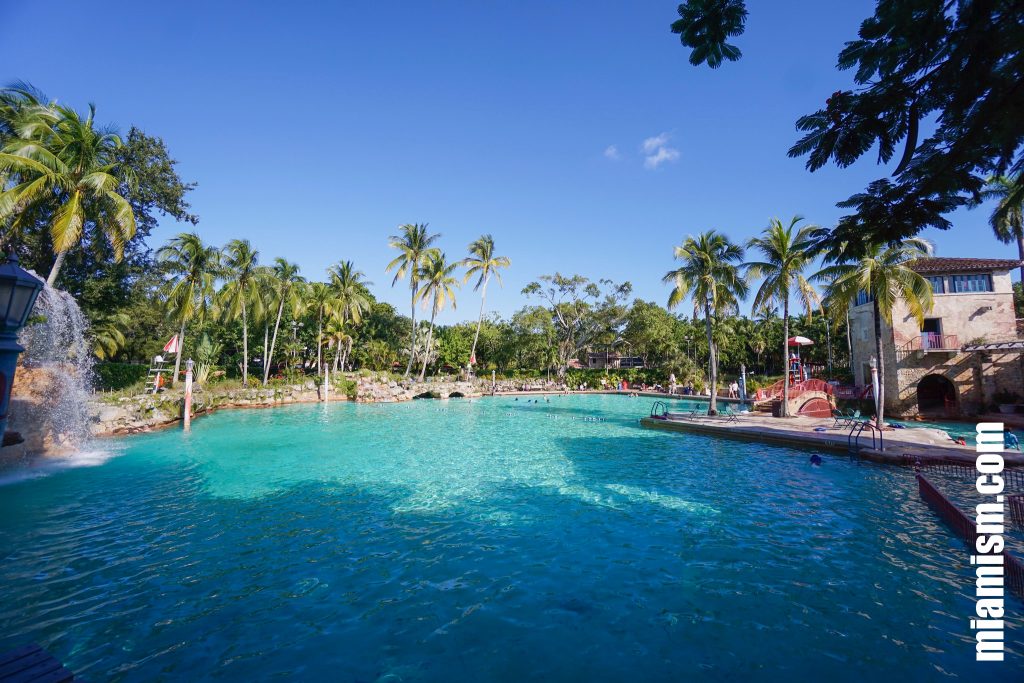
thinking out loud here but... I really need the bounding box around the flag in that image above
[163,334,181,354]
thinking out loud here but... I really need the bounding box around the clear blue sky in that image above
[1,1,1016,323]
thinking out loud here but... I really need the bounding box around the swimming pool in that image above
[0,395,1020,680]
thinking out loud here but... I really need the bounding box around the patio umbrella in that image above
[786,336,814,347]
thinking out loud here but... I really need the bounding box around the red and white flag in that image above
[163,334,181,354]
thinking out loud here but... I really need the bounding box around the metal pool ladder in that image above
[847,419,884,453]
[649,401,668,419]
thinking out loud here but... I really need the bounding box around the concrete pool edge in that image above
[639,416,1024,467]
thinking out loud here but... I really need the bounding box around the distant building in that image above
[586,351,644,370]
[849,257,1023,417]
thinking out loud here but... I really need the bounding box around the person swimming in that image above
[809,454,822,466]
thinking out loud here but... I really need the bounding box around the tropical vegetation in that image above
[4,80,1017,427]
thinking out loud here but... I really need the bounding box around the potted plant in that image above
[994,390,1021,415]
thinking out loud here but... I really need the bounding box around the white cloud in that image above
[638,141,679,168]
[641,132,671,153]
[603,145,620,160]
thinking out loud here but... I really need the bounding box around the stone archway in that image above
[917,374,957,415]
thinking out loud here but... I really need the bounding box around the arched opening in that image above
[413,391,439,400]
[448,391,465,398]
[917,374,957,415]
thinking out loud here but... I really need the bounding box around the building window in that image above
[854,290,874,307]
[950,273,992,293]
[926,275,945,293]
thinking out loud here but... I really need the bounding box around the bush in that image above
[94,362,149,391]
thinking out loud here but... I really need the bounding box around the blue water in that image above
[0,395,1020,680]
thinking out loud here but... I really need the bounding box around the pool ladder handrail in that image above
[650,401,669,419]
[847,419,884,452]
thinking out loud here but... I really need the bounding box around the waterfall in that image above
[7,282,95,454]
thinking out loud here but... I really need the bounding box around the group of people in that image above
[666,373,742,398]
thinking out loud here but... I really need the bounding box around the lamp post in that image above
[869,356,880,426]
[183,358,194,432]
[0,253,45,445]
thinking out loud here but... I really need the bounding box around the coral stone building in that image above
[849,257,1023,417]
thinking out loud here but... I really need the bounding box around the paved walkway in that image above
[640,412,1024,466]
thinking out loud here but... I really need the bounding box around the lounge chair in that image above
[666,406,701,421]
[704,404,740,423]
[832,409,860,428]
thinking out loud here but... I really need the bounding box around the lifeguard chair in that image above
[145,355,168,394]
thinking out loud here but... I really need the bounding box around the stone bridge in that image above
[355,377,485,402]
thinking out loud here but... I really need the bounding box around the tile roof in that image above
[908,257,1023,274]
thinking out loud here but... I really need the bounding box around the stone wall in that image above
[848,268,1022,417]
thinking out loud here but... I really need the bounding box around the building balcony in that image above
[897,333,960,359]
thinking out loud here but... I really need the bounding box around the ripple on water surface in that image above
[0,394,1020,681]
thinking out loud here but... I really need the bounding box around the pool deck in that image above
[639,413,1024,466]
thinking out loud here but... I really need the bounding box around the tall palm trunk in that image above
[172,320,186,387]
[1017,233,1024,285]
[780,299,790,417]
[845,308,853,369]
[470,274,490,368]
[316,310,324,377]
[704,301,718,415]
[264,299,285,385]
[263,322,270,382]
[241,303,249,385]
[405,279,417,378]
[342,337,352,372]
[872,300,886,428]
[46,250,68,287]
[419,305,437,381]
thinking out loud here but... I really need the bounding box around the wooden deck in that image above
[0,644,74,683]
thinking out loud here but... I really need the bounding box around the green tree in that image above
[670,1,1024,254]
[218,239,260,384]
[670,0,747,68]
[415,251,460,380]
[746,216,821,416]
[623,299,679,366]
[0,97,136,285]
[263,258,305,385]
[522,274,632,375]
[157,232,221,384]
[90,311,129,360]
[460,234,510,370]
[816,239,934,427]
[386,223,441,377]
[329,260,372,365]
[663,230,747,414]
[304,281,337,377]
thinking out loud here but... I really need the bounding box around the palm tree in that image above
[305,282,337,377]
[980,174,1024,284]
[157,232,221,385]
[816,238,934,427]
[262,258,305,385]
[218,239,260,384]
[746,216,821,416]
[324,316,354,373]
[460,234,510,371]
[90,311,129,360]
[415,251,460,380]
[386,223,441,377]
[663,230,747,414]
[0,100,136,285]
[328,260,372,366]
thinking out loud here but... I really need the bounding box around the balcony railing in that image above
[898,333,959,355]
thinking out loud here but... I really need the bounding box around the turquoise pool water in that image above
[0,394,1020,680]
